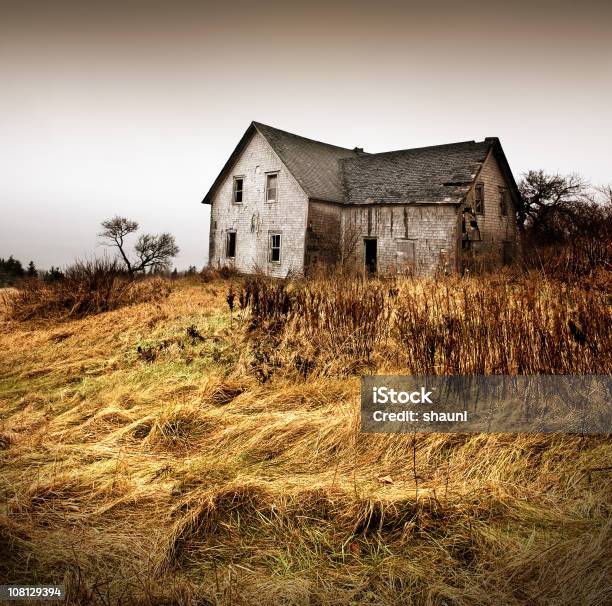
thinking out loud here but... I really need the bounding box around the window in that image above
[226,231,236,258]
[474,183,484,214]
[268,233,281,263]
[499,187,508,216]
[233,177,244,203]
[265,173,278,203]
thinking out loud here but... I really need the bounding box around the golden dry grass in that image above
[0,277,610,606]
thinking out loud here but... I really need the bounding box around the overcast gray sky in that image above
[1,0,610,270]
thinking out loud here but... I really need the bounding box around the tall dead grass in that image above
[238,272,611,378]
[0,279,610,605]
[522,236,611,287]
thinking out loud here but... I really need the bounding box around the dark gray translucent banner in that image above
[361,376,612,433]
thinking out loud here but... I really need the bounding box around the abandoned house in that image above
[202,121,521,276]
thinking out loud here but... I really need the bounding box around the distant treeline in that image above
[0,255,203,288]
[0,256,65,287]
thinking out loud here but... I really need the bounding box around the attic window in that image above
[266,173,278,203]
[233,177,244,203]
[499,187,508,216]
[474,183,485,214]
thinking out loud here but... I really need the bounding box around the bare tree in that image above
[517,170,590,233]
[595,183,612,206]
[517,170,593,239]
[99,216,179,276]
[99,217,138,272]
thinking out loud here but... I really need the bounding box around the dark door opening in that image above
[364,238,377,275]
[502,240,515,265]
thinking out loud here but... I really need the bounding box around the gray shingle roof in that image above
[252,122,359,204]
[341,141,492,205]
[202,122,519,207]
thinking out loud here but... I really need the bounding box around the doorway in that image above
[364,238,377,275]
[502,240,516,265]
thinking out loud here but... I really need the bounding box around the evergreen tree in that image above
[44,266,65,283]
[7,256,24,277]
[0,255,25,286]
[27,261,38,278]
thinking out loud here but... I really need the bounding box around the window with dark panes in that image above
[233,177,244,203]
[269,233,281,262]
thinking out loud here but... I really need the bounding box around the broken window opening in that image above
[474,183,485,214]
[462,208,482,242]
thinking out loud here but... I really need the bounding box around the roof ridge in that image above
[252,121,358,153]
[344,139,489,160]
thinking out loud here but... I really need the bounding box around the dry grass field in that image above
[0,274,610,605]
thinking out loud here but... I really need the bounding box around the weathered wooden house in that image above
[202,122,521,276]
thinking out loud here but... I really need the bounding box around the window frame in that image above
[268,232,282,263]
[474,182,485,215]
[265,172,279,204]
[226,230,237,259]
[232,176,245,204]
